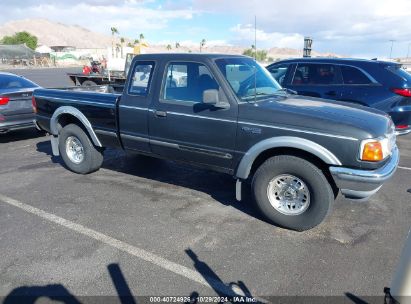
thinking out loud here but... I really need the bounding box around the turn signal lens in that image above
[362,141,383,161]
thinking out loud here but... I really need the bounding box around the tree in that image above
[251,44,256,59]
[120,37,125,58]
[175,42,180,49]
[200,39,206,52]
[139,33,145,41]
[110,27,119,56]
[127,42,133,47]
[1,31,38,50]
[115,43,121,58]
[242,48,267,62]
[134,39,140,45]
[166,44,172,51]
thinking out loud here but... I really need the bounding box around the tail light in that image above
[396,124,409,130]
[392,88,411,97]
[32,96,37,113]
[0,96,10,105]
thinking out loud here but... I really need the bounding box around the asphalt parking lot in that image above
[0,68,410,303]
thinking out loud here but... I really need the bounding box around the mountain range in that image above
[0,18,340,59]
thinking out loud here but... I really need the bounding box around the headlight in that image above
[360,137,392,162]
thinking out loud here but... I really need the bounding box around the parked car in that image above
[34,53,398,231]
[0,72,40,133]
[266,58,411,135]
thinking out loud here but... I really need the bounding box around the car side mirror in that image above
[202,89,230,109]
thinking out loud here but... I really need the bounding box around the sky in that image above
[1,0,411,58]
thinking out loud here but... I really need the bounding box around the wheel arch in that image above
[50,106,102,147]
[235,136,342,180]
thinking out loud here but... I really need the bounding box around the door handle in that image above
[154,110,167,117]
[325,91,337,96]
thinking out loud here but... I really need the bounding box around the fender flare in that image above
[50,106,102,147]
[235,136,342,179]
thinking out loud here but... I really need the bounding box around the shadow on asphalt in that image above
[35,141,273,227]
[0,128,46,144]
[3,284,81,304]
[2,251,258,303]
[185,248,256,301]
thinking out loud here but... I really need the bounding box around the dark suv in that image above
[267,58,411,135]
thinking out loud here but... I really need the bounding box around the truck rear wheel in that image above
[82,80,97,86]
[59,124,104,174]
[252,155,333,231]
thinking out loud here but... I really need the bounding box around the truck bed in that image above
[34,88,121,147]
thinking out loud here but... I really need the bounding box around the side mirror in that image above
[202,89,230,109]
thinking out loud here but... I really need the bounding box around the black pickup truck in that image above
[34,53,399,231]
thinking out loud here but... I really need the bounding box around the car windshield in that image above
[215,57,282,101]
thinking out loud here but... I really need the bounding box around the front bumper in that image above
[329,146,399,199]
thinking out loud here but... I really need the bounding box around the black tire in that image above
[252,155,334,231]
[59,124,104,174]
[82,80,97,86]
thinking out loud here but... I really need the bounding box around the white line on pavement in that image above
[399,166,411,171]
[0,193,237,296]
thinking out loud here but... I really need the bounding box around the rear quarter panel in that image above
[34,89,119,147]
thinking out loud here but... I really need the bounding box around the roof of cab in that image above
[133,53,249,60]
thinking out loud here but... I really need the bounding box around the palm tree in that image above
[115,43,121,58]
[139,33,145,41]
[120,37,125,58]
[110,27,119,56]
[251,44,256,60]
[127,42,133,47]
[175,42,180,49]
[134,39,140,45]
[200,39,206,52]
[166,44,172,51]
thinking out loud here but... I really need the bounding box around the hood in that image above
[240,95,392,139]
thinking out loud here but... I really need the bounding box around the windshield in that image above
[215,57,282,101]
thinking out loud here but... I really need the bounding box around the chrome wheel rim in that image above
[267,174,310,216]
[65,136,84,164]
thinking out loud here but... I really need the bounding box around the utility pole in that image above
[389,40,396,59]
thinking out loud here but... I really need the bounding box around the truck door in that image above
[118,61,155,152]
[148,60,238,171]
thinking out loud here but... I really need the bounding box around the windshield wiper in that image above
[242,92,274,101]
[274,88,298,96]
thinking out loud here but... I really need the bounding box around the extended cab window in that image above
[293,63,339,85]
[341,66,372,84]
[128,62,154,95]
[267,64,290,85]
[163,62,218,103]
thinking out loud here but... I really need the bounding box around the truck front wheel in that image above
[59,124,104,174]
[252,155,334,231]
